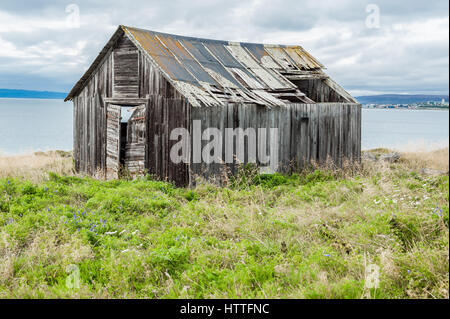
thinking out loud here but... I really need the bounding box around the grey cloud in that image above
[0,0,448,95]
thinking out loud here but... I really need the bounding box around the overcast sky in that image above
[0,0,448,96]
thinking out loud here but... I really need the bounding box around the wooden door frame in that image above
[104,99,149,179]
[104,98,149,106]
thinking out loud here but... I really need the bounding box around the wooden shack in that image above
[65,25,361,186]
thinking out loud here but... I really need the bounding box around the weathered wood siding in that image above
[145,96,190,186]
[113,36,139,98]
[72,46,113,175]
[189,102,361,183]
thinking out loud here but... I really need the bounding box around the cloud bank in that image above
[0,0,448,95]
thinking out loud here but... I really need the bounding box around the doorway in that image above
[106,104,146,179]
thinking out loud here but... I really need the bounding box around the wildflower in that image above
[432,207,443,217]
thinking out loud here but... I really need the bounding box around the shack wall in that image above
[72,47,113,175]
[188,102,361,183]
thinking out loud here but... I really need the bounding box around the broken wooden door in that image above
[106,104,121,179]
[123,104,146,175]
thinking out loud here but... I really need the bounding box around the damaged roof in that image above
[66,25,355,106]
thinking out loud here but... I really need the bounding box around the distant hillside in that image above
[0,89,67,99]
[356,94,449,105]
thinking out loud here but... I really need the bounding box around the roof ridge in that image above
[121,25,304,48]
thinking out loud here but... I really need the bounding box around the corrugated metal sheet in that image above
[284,46,323,69]
[203,42,265,89]
[156,34,217,85]
[242,43,265,61]
[181,40,242,88]
[129,29,199,84]
[67,25,331,107]
[226,44,295,90]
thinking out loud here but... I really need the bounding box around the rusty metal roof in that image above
[66,26,356,106]
[123,26,328,106]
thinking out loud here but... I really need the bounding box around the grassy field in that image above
[0,149,448,298]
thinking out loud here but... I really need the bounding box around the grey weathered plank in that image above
[105,104,121,179]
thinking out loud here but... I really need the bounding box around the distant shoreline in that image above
[0,97,448,109]
[0,97,66,101]
[362,107,449,111]
[0,89,67,100]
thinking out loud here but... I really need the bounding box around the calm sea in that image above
[0,99,448,154]
[0,99,72,154]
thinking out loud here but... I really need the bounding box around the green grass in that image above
[0,162,448,298]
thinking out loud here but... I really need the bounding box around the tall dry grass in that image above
[399,147,449,172]
[0,147,447,183]
[0,151,74,183]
